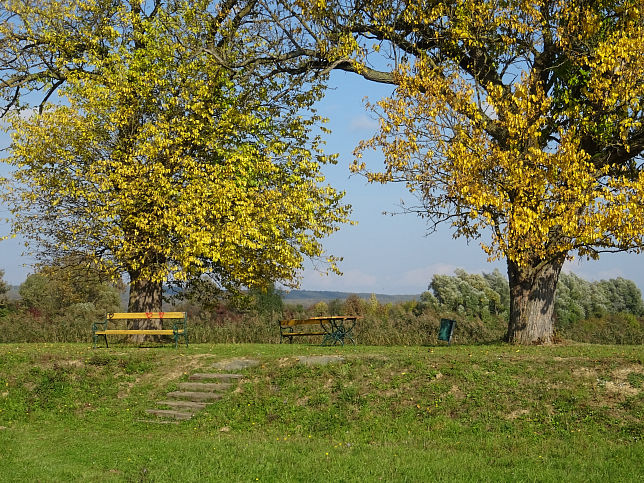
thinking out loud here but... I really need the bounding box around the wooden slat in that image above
[107,312,185,320]
[280,319,322,327]
[95,329,183,335]
[280,316,358,327]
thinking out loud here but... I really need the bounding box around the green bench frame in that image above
[92,312,188,348]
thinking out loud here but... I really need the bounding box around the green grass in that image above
[0,342,642,482]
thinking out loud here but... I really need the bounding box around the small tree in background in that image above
[249,284,284,316]
[18,261,122,322]
[343,294,365,316]
[555,273,644,327]
[430,269,506,319]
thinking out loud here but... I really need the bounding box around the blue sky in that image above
[2,70,644,294]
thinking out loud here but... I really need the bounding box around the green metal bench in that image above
[279,316,359,345]
[92,312,188,348]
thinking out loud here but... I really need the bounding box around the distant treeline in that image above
[280,290,420,306]
[413,269,644,327]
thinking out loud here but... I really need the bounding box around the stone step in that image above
[145,409,194,420]
[178,382,233,392]
[137,419,180,425]
[190,373,243,381]
[166,391,223,402]
[157,400,207,410]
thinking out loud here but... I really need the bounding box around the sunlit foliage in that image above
[0,0,350,308]
[351,0,644,268]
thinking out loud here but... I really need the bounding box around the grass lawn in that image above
[0,342,642,482]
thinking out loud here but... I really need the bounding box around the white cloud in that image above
[398,263,458,291]
[349,114,379,132]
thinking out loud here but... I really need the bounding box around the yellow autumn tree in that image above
[281,0,644,343]
[0,0,350,323]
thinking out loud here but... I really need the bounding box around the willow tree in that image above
[281,0,644,343]
[0,0,350,321]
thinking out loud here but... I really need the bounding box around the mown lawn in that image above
[0,342,642,482]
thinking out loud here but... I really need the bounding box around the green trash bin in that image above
[438,318,456,345]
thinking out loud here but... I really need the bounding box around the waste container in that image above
[438,318,456,345]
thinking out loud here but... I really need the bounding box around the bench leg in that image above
[175,332,188,349]
[94,334,108,348]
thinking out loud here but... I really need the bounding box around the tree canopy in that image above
[271,0,644,343]
[0,0,350,313]
[429,269,508,318]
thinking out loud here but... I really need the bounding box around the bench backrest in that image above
[107,312,186,320]
[280,318,320,327]
[280,316,359,327]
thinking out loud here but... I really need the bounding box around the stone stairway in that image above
[145,372,243,422]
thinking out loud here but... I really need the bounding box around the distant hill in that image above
[280,290,420,306]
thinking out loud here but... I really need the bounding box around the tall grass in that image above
[0,303,641,345]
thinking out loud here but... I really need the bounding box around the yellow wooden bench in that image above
[92,312,188,348]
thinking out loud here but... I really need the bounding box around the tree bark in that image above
[506,256,565,344]
[127,272,163,343]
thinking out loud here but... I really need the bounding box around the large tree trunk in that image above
[127,272,163,343]
[506,256,564,344]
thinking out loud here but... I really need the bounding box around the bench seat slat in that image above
[280,320,323,327]
[280,316,357,327]
[95,329,184,335]
[92,311,188,348]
